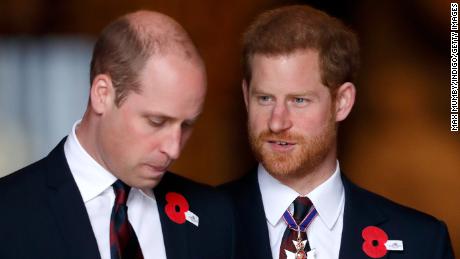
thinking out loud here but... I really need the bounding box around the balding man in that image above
[0,11,233,259]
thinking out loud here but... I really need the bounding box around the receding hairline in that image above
[122,10,203,64]
[89,9,206,106]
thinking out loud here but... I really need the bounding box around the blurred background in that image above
[0,0,458,254]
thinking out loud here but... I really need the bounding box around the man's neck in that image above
[75,115,106,170]
[271,156,337,195]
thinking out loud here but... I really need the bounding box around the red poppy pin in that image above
[362,226,404,258]
[165,192,199,227]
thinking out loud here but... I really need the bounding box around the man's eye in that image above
[294,97,305,103]
[149,119,165,127]
[257,96,272,104]
[292,97,311,106]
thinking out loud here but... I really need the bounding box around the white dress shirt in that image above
[64,121,167,259]
[258,162,345,259]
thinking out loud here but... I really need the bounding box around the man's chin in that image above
[132,169,167,189]
[138,176,164,190]
[262,160,299,178]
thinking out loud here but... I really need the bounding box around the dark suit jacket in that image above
[221,169,454,259]
[0,139,234,259]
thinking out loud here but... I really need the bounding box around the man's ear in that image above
[334,82,356,122]
[90,74,115,114]
[242,79,249,112]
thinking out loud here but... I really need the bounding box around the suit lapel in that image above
[45,139,101,259]
[154,173,190,259]
[235,170,272,258]
[339,175,389,259]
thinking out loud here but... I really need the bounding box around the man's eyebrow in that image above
[142,112,170,119]
[143,111,202,124]
[287,91,318,97]
[249,85,272,96]
[249,87,318,98]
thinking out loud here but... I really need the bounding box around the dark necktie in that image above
[110,180,144,259]
[279,196,313,259]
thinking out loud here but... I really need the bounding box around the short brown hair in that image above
[89,11,200,106]
[90,17,149,106]
[242,5,360,89]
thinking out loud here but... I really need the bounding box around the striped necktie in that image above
[110,180,144,259]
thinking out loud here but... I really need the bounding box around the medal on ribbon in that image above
[282,206,318,259]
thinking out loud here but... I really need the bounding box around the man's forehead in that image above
[251,49,319,62]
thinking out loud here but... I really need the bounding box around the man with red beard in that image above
[222,5,454,259]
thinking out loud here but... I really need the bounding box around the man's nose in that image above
[160,126,182,160]
[268,103,293,133]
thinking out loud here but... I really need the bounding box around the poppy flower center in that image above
[372,240,379,247]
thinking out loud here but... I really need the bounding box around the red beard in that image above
[248,116,336,179]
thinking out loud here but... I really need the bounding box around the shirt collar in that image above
[258,161,344,230]
[64,120,118,202]
[258,165,298,227]
[308,163,344,230]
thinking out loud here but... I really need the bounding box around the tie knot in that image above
[293,196,312,222]
[113,180,131,206]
